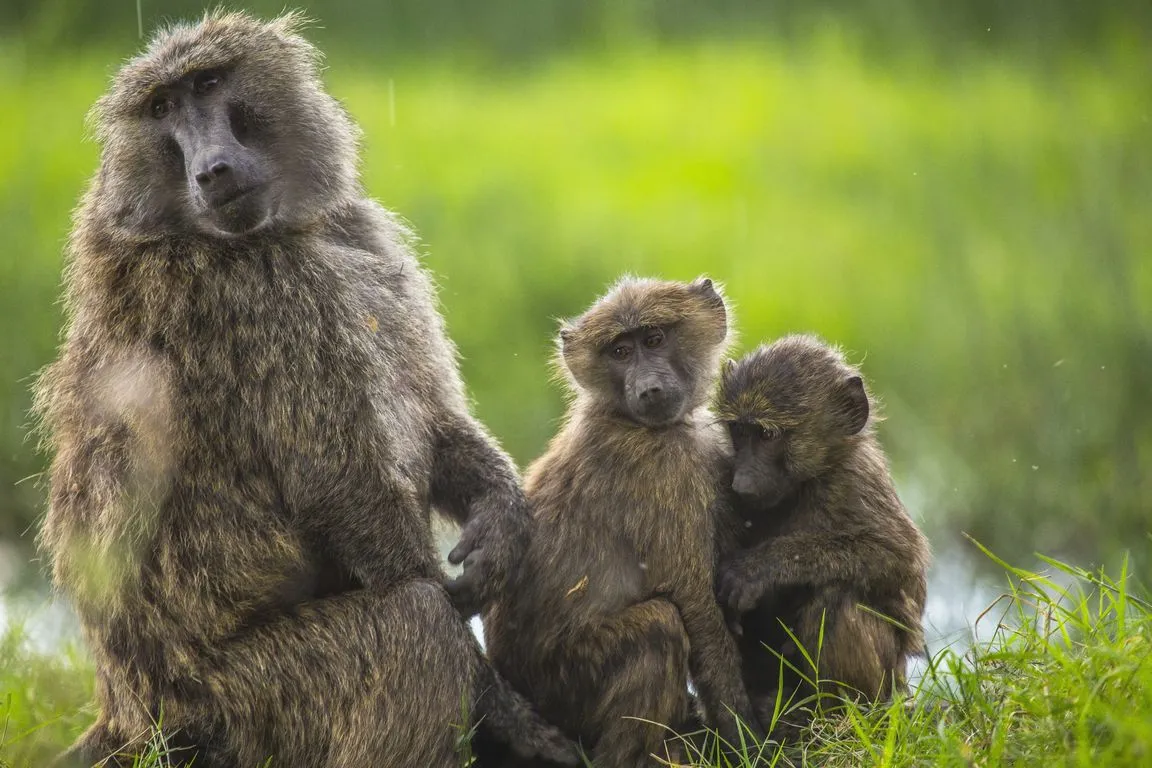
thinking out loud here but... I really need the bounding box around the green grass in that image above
[3,546,1149,766]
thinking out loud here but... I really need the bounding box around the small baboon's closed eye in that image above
[643,328,665,349]
[193,71,222,95]
[150,96,173,119]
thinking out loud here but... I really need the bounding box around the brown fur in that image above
[34,11,573,768]
[715,335,931,731]
[484,277,762,767]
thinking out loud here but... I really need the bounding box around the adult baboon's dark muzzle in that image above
[174,105,270,234]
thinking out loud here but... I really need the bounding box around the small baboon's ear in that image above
[690,276,720,301]
[721,358,737,383]
[838,374,869,435]
[690,276,727,329]
[559,324,575,350]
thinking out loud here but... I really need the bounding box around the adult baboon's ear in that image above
[837,375,870,435]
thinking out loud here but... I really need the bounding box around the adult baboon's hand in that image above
[445,493,529,617]
[717,554,772,614]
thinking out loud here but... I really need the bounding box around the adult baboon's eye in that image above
[759,426,780,441]
[192,71,221,95]
[611,345,632,361]
[150,96,174,119]
[643,328,665,348]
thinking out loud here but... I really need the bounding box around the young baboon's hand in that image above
[717,554,772,614]
[444,494,529,617]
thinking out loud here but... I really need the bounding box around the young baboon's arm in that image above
[431,413,531,617]
[675,581,765,743]
[718,528,905,614]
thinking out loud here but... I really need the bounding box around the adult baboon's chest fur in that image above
[118,237,436,507]
[63,222,445,630]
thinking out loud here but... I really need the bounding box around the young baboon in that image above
[714,335,930,729]
[483,277,763,767]
[33,11,575,768]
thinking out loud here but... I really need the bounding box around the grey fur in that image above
[33,11,573,767]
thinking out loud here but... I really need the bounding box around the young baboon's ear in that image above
[689,276,727,327]
[558,324,576,352]
[838,375,870,435]
[721,358,737,384]
[689,276,720,302]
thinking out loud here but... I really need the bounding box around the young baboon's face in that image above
[602,325,689,427]
[727,420,796,505]
[719,335,871,507]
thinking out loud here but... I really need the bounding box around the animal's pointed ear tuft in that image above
[721,358,737,383]
[839,374,869,435]
[690,276,719,301]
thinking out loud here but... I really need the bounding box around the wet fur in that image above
[35,11,572,768]
[715,335,931,731]
[484,277,762,767]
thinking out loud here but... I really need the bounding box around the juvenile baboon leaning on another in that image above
[33,11,577,768]
[484,277,763,766]
[714,335,930,729]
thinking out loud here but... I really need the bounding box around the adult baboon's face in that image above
[145,68,276,236]
[88,13,360,239]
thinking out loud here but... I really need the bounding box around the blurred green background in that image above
[1,1,1150,601]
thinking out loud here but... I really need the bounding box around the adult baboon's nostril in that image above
[195,160,232,187]
[639,384,663,401]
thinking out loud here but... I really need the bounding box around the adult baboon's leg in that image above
[200,581,478,768]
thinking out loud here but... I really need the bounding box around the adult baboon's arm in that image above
[430,413,531,617]
[35,342,175,611]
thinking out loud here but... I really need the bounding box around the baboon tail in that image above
[473,662,582,766]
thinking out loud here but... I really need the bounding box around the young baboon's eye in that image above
[150,96,173,119]
[192,71,221,95]
[643,328,665,349]
[611,344,632,361]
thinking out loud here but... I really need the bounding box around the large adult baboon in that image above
[714,335,930,731]
[483,277,763,767]
[33,11,575,768]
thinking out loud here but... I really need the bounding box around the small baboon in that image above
[714,334,930,728]
[34,11,575,768]
[483,277,764,767]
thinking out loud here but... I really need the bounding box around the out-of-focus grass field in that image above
[3,29,1149,559]
[1,23,1150,765]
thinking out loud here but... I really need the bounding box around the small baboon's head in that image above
[87,10,359,238]
[559,276,731,428]
[717,335,872,505]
